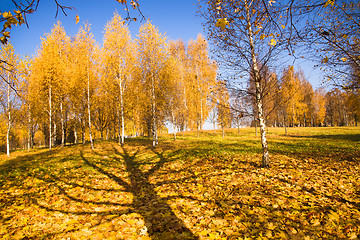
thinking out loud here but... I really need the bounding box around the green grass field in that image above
[1,127,359,239]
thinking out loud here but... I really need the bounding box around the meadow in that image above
[0,127,359,239]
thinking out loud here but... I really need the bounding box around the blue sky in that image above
[1,0,324,89]
[1,0,203,56]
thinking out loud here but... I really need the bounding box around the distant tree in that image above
[29,22,68,150]
[325,88,349,126]
[187,34,217,137]
[0,43,19,157]
[215,81,231,138]
[314,88,326,126]
[168,40,189,135]
[346,89,360,126]
[69,24,96,149]
[136,21,167,147]
[18,56,36,150]
[280,66,307,128]
[102,13,134,146]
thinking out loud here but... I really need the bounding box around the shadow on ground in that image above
[1,132,359,239]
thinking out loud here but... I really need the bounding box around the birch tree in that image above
[69,24,96,149]
[280,66,307,128]
[30,22,68,150]
[0,43,19,157]
[187,34,217,137]
[136,21,167,147]
[18,56,36,150]
[102,13,134,146]
[215,80,231,138]
[200,0,286,167]
[168,40,190,133]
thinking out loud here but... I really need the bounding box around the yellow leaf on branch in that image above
[322,56,329,63]
[269,38,276,46]
[324,0,334,8]
[215,18,229,30]
[268,0,276,6]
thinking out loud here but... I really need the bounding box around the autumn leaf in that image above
[324,0,335,8]
[75,15,80,24]
[268,222,276,230]
[268,0,276,6]
[290,227,298,234]
[311,219,321,226]
[328,211,339,222]
[215,18,229,30]
[347,232,357,239]
[2,11,12,19]
[269,38,276,46]
[341,57,347,62]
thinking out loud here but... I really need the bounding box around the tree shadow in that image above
[289,133,360,142]
[79,145,198,239]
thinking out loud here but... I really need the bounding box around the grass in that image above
[0,127,359,239]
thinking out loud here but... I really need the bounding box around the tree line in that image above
[240,65,359,133]
[0,4,359,160]
[0,13,221,156]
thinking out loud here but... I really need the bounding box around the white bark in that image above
[151,74,157,147]
[28,103,32,151]
[6,82,11,157]
[87,62,94,149]
[49,85,52,150]
[172,113,176,141]
[60,100,65,146]
[74,121,78,144]
[116,102,121,144]
[119,72,125,146]
[245,0,269,167]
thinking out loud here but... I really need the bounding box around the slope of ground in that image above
[0,127,359,239]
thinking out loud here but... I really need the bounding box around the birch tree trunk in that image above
[197,120,200,138]
[172,113,176,141]
[74,119,78,144]
[237,117,240,134]
[151,74,157,147]
[245,0,269,167]
[60,100,65,146]
[49,85,52,151]
[119,74,125,146]
[53,122,56,147]
[116,101,121,144]
[82,115,86,144]
[87,64,94,149]
[6,83,11,157]
[28,103,32,151]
